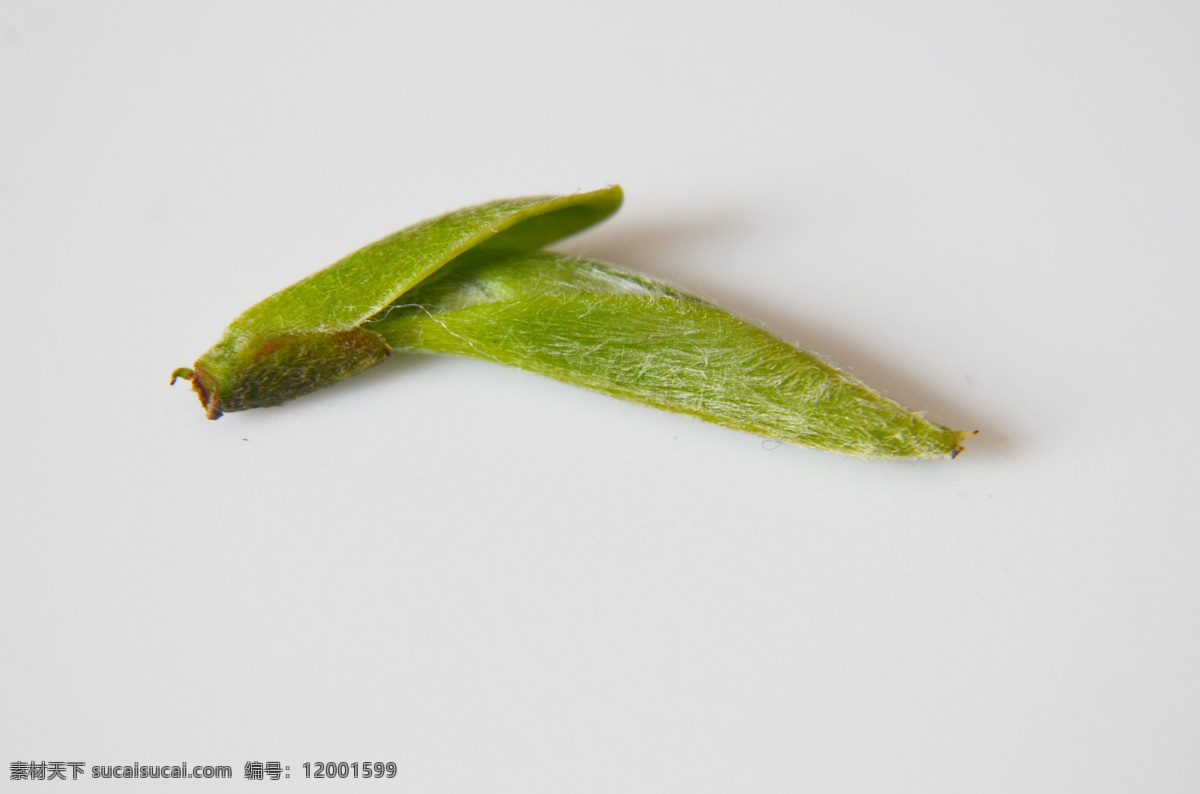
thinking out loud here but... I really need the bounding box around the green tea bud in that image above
[173,187,972,458]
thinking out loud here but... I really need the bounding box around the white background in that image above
[3,1,1198,791]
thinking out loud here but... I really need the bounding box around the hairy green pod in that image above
[175,186,970,458]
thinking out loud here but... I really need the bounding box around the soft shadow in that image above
[335,350,437,391]
[555,213,756,281]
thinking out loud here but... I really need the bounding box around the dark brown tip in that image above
[948,430,980,459]
[190,366,224,420]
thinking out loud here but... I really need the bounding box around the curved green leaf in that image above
[230,185,622,339]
